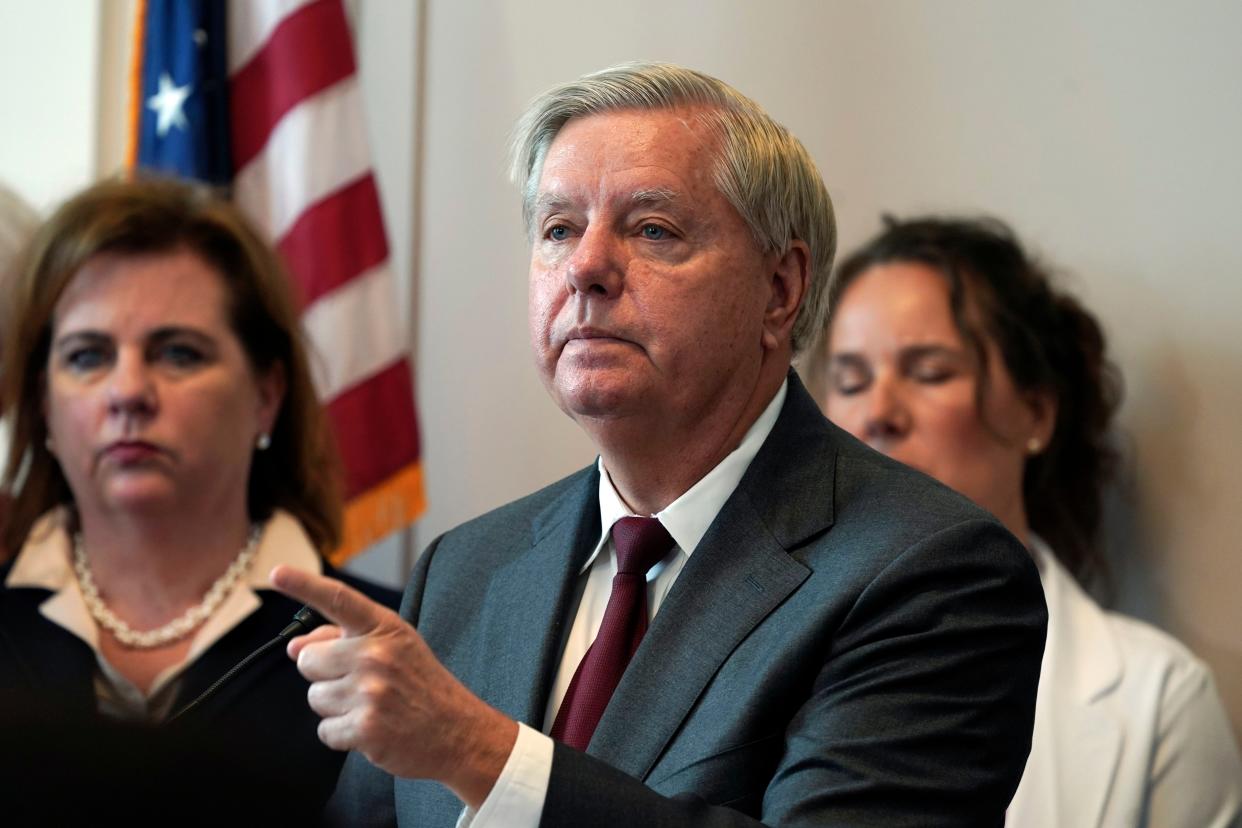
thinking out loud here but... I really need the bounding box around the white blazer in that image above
[1007,540,1242,827]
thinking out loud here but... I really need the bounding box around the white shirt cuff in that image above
[455,722,553,828]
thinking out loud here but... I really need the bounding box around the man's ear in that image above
[761,239,811,351]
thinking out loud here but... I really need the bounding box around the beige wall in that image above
[0,1,101,211]
[409,0,1242,742]
[2,0,1239,741]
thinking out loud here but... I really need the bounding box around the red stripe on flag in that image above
[229,0,356,171]
[278,175,389,309]
[326,359,421,498]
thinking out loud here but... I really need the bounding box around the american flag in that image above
[127,0,424,564]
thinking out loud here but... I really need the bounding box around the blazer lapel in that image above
[473,467,601,727]
[1037,547,1124,828]
[588,376,836,780]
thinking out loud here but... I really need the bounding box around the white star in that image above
[147,72,192,137]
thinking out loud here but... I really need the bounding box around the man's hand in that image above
[270,565,519,809]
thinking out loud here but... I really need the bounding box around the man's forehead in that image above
[534,109,720,207]
[549,107,715,163]
[532,186,682,216]
[558,105,712,137]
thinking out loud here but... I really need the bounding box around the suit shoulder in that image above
[831,429,1011,548]
[437,464,596,549]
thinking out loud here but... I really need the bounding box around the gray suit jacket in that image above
[329,375,1047,826]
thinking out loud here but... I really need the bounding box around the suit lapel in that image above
[473,467,601,727]
[588,376,836,780]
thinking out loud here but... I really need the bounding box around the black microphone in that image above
[167,604,327,725]
[279,604,327,639]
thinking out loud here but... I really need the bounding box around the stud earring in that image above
[44,436,55,454]
[256,433,271,451]
[1026,437,1043,455]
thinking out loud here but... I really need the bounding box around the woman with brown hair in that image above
[0,176,396,816]
[815,216,1241,826]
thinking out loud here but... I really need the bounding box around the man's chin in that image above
[549,365,646,415]
[561,396,637,422]
[553,384,648,424]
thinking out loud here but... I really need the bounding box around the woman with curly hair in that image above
[814,215,1241,826]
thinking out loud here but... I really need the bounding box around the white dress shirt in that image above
[462,380,788,827]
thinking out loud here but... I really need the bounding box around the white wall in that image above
[409,0,1242,741]
[2,0,1239,743]
[0,1,101,212]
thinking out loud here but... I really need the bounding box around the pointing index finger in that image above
[269,565,385,636]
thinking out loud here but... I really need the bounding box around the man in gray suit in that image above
[274,62,1047,826]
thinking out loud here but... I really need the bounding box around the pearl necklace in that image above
[72,525,262,649]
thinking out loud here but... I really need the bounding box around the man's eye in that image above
[640,224,668,240]
[546,225,570,241]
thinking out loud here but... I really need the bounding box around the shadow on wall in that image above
[1109,337,1242,746]
[1096,435,1169,626]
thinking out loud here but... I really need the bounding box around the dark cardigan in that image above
[0,561,399,824]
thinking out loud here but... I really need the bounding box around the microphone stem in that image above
[165,604,323,725]
[166,634,286,725]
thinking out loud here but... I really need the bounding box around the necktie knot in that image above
[611,516,675,576]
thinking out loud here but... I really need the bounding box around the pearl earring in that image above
[44,436,55,454]
[256,433,271,451]
[1026,437,1043,455]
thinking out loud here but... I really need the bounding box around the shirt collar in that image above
[5,507,321,593]
[584,378,788,573]
[4,508,323,659]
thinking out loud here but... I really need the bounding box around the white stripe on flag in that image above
[233,76,370,241]
[227,0,317,73]
[302,261,407,400]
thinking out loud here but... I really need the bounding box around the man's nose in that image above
[107,352,157,417]
[565,225,623,299]
[862,377,910,443]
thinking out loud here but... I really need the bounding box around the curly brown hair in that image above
[0,176,341,556]
[822,216,1122,585]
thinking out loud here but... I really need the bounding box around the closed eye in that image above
[827,356,871,395]
[909,366,956,384]
[831,373,870,395]
[903,348,967,385]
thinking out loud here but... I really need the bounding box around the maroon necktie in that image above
[550,516,675,751]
